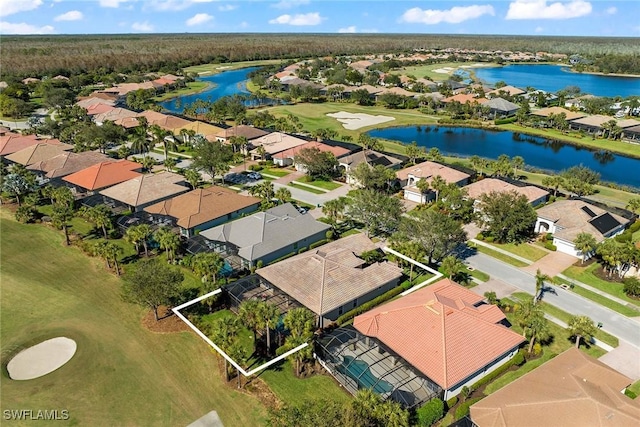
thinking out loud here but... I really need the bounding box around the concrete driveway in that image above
[522,251,577,277]
[598,341,640,381]
[470,279,520,300]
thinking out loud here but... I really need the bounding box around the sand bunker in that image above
[326,112,395,130]
[7,337,77,380]
[433,67,455,74]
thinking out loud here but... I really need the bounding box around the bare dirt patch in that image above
[141,306,189,333]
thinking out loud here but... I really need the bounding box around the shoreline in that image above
[154,81,215,104]
[467,61,640,79]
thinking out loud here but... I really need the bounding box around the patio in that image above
[316,327,442,409]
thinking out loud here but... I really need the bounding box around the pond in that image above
[369,126,640,189]
[160,66,260,113]
[473,64,640,98]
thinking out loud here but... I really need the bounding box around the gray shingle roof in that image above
[199,203,331,262]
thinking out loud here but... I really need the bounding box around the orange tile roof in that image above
[85,103,116,116]
[471,348,640,427]
[273,140,351,160]
[62,159,142,191]
[464,178,549,204]
[443,94,488,104]
[0,134,61,156]
[353,278,524,389]
[137,110,191,131]
[144,186,261,229]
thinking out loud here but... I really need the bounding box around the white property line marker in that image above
[172,288,308,377]
[381,247,444,296]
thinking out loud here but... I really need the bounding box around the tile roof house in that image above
[486,85,526,98]
[339,150,403,185]
[257,233,403,325]
[99,172,190,212]
[483,97,520,118]
[214,125,269,144]
[0,133,62,156]
[85,103,117,116]
[173,121,224,142]
[396,161,471,203]
[442,94,488,105]
[5,142,73,166]
[200,203,331,268]
[272,140,353,169]
[470,348,640,427]
[464,178,549,207]
[76,96,117,109]
[247,132,309,161]
[62,160,143,194]
[535,199,630,258]
[622,124,640,143]
[353,278,525,400]
[27,151,111,180]
[93,108,138,125]
[137,110,191,131]
[530,106,586,122]
[144,186,261,237]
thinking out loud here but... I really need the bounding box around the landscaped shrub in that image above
[615,232,632,243]
[628,221,640,233]
[445,396,458,410]
[309,239,328,250]
[297,247,308,254]
[269,252,296,265]
[545,233,554,241]
[485,236,495,243]
[494,117,517,125]
[544,241,557,251]
[512,350,526,366]
[454,397,482,420]
[416,398,444,427]
[623,277,640,298]
[533,343,543,356]
[476,233,485,241]
[460,386,473,401]
[249,164,263,171]
[325,230,335,241]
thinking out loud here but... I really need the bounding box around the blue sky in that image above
[1,0,638,36]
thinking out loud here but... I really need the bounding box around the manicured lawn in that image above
[184,59,282,75]
[498,123,640,159]
[489,242,548,262]
[295,178,341,191]
[468,267,490,282]
[627,380,640,398]
[484,353,554,395]
[554,278,640,317]
[563,263,640,308]
[261,168,291,178]
[288,182,326,194]
[153,81,209,102]
[340,229,362,237]
[199,310,255,356]
[473,244,529,268]
[37,204,95,236]
[511,292,619,348]
[0,209,266,426]
[262,102,439,143]
[258,360,351,407]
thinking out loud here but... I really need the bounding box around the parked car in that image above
[247,172,262,180]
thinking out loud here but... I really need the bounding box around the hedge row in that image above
[336,281,414,325]
[494,117,517,125]
[454,397,483,419]
[468,350,526,391]
[269,252,296,265]
[309,239,328,250]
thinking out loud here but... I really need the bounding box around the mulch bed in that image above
[141,306,189,333]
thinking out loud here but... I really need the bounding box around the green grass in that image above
[261,168,291,178]
[563,263,640,308]
[263,102,439,143]
[199,310,254,356]
[511,292,619,348]
[488,242,548,262]
[555,278,640,317]
[484,353,553,395]
[258,360,350,407]
[184,59,282,75]
[340,229,362,237]
[394,62,499,82]
[294,178,341,191]
[498,123,640,159]
[0,209,266,426]
[627,380,640,398]
[468,267,490,282]
[288,182,326,194]
[473,244,529,268]
[153,81,209,102]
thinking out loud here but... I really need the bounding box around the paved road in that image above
[458,247,640,348]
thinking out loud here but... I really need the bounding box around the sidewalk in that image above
[470,239,640,315]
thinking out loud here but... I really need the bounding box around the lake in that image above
[473,64,640,98]
[160,66,259,113]
[369,126,640,189]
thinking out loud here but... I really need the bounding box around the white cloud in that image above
[535,26,544,32]
[186,13,213,26]
[218,4,237,12]
[338,26,357,33]
[272,0,310,9]
[0,0,43,17]
[0,21,54,34]
[506,0,592,20]
[132,21,154,32]
[400,5,495,24]
[605,6,617,15]
[147,0,215,11]
[269,12,323,26]
[99,0,129,7]
[239,21,249,29]
[54,10,83,21]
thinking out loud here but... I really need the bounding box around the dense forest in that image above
[3,33,640,78]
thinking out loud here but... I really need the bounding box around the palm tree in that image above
[440,255,471,285]
[568,315,597,348]
[283,307,315,339]
[141,156,156,173]
[149,124,175,162]
[625,198,640,214]
[104,241,123,276]
[321,197,348,227]
[199,275,222,313]
[415,179,431,203]
[92,241,111,269]
[526,309,550,354]
[209,316,240,382]
[484,291,498,305]
[257,302,280,354]
[154,227,181,263]
[226,341,248,388]
[274,187,291,205]
[129,132,150,157]
[534,269,552,304]
[126,224,152,257]
[541,175,564,197]
[515,299,542,338]
[431,175,446,202]
[164,157,178,172]
[191,252,224,284]
[50,187,75,246]
[86,204,112,239]
[183,168,201,189]
[238,299,263,348]
[574,232,597,264]
[511,156,525,178]
[357,134,382,163]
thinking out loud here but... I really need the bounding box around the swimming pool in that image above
[338,356,394,394]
